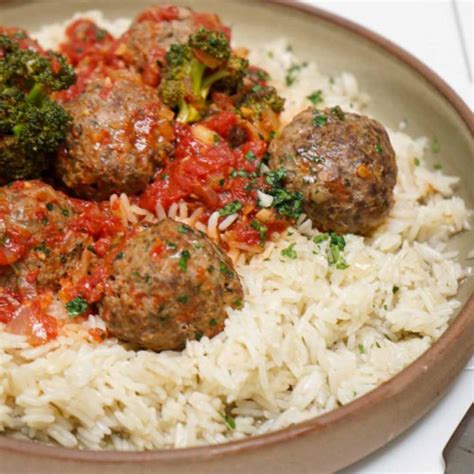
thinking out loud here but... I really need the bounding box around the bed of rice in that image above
[0,12,471,450]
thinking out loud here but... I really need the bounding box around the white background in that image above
[299,1,473,472]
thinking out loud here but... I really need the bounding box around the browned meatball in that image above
[0,181,86,291]
[99,219,243,352]
[116,5,230,86]
[269,107,397,235]
[56,69,174,200]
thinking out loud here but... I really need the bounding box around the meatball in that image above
[99,219,243,352]
[56,69,174,200]
[117,5,230,86]
[0,181,86,291]
[268,107,397,235]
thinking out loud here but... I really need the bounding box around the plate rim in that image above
[0,0,473,465]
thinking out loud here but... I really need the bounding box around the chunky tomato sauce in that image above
[1,14,287,345]
[140,112,288,249]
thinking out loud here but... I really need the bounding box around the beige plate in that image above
[1,1,473,473]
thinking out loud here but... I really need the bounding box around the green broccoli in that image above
[0,34,75,182]
[238,84,285,118]
[159,28,248,123]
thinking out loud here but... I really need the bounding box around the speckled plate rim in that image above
[0,0,473,464]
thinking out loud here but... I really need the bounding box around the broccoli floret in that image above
[159,28,248,123]
[0,34,75,181]
[238,84,285,117]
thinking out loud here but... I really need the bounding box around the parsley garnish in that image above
[285,62,307,86]
[46,203,54,211]
[176,294,189,303]
[434,163,442,170]
[219,262,233,276]
[65,297,88,318]
[35,243,51,257]
[245,151,257,162]
[414,157,420,166]
[166,241,177,250]
[178,224,189,234]
[251,220,268,243]
[331,106,345,121]
[307,90,323,105]
[392,285,400,294]
[219,200,242,216]
[314,232,349,269]
[219,412,236,430]
[375,143,383,154]
[178,250,191,271]
[312,111,328,127]
[431,137,440,153]
[358,344,365,354]
[209,318,218,327]
[281,243,297,259]
[265,168,286,187]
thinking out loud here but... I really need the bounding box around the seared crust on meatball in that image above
[269,107,397,235]
[0,181,86,291]
[56,69,174,200]
[99,219,243,352]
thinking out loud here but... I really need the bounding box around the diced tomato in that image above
[89,327,107,343]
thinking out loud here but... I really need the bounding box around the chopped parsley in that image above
[230,169,250,179]
[219,200,243,216]
[314,232,349,269]
[431,137,440,153]
[161,174,169,180]
[65,297,88,318]
[178,224,189,234]
[176,294,189,304]
[307,90,323,105]
[434,163,443,170]
[252,84,263,93]
[312,111,328,127]
[166,241,177,250]
[233,298,243,308]
[414,157,420,166]
[281,243,297,259]
[331,106,345,121]
[114,251,124,261]
[35,243,51,257]
[358,344,365,354]
[95,28,107,41]
[213,134,220,144]
[195,332,204,341]
[209,318,218,327]
[263,168,304,219]
[219,262,233,277]
[46,202,54,211]
[178,250,191,271]
[392,285,400,294]
[285,62,307,86]
[61,208,70,217]
[219,412,236,430]
[87,244,96,254]
[265,167,286,187]
[251,220,268,243]
[313,233,330,244]
[375,143,383,154]
[245,151,257,162]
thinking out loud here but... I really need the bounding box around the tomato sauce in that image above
[140,112,288,247]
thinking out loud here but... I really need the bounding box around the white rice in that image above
[0,13,471,450]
